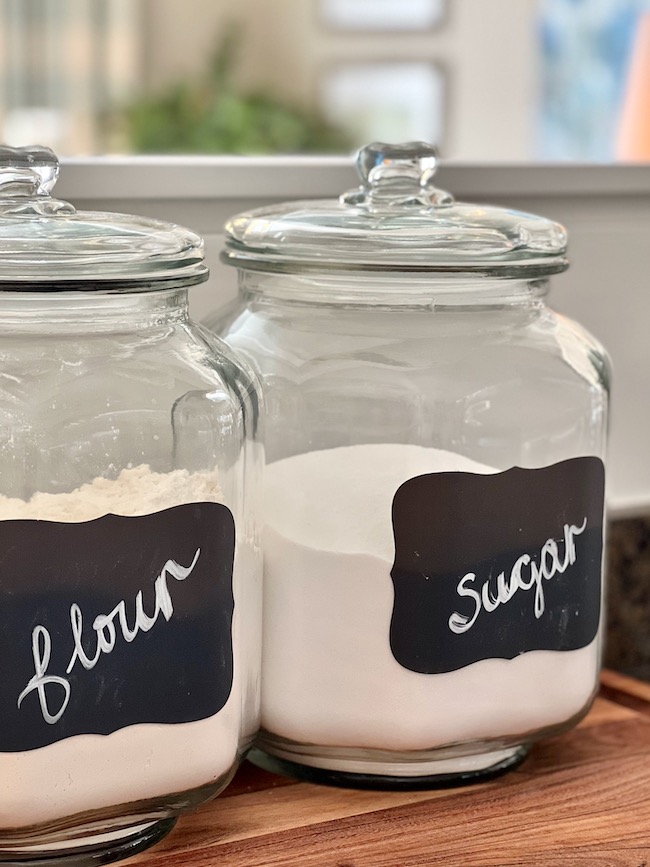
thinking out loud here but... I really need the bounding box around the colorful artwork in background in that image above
[539,0,650,160]
[617,12,650,159]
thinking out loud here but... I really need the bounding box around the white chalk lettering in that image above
[18,549,201,725]
[17,625,71,725]
[448,519,587,635]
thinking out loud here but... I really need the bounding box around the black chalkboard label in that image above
[389,457,604,674]
[0,502,235,752]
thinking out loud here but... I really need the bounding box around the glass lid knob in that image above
[0,144,75,215]
[0,145,61,197]
[342,141,454,210]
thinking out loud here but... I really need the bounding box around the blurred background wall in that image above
[1,0,648,161]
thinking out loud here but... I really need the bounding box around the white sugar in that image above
[266,443,495,560]
[263,443,599,758]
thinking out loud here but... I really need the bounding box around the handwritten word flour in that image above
[18,549,201,725]
[0,465,244,829]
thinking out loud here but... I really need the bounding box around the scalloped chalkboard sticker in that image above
[1,502,235,752]
[389,457,604,674]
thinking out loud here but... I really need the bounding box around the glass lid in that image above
[223,142,568,277]
[0,145,206,287]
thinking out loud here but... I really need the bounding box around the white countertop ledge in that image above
[57,157,650,201]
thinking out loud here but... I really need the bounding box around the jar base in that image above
[0,817,177,866]
[249,738,530,791]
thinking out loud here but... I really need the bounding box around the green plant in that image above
[118,30,352,154]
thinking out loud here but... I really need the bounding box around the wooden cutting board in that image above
[128,670,650,866]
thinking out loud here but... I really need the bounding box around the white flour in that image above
[263,444,599,754]
[0,465,251,828]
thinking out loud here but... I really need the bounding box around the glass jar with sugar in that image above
[207,142,609,789]
[0,146,262,862]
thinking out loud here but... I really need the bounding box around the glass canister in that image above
[208,142,609,789]
[0,147,262,862]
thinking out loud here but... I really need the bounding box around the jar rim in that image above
[221,248,568,279]
[0,268,209,292]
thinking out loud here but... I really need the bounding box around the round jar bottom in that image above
[249,734,529,791]
[0,762,240,865]
[0,818,176,866]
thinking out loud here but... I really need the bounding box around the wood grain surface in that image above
[128,671,650,867]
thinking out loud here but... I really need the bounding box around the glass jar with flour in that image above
[0,146,262,862]
[209,142,609,789]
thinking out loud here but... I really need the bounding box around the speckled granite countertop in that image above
[605,514,650,678]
